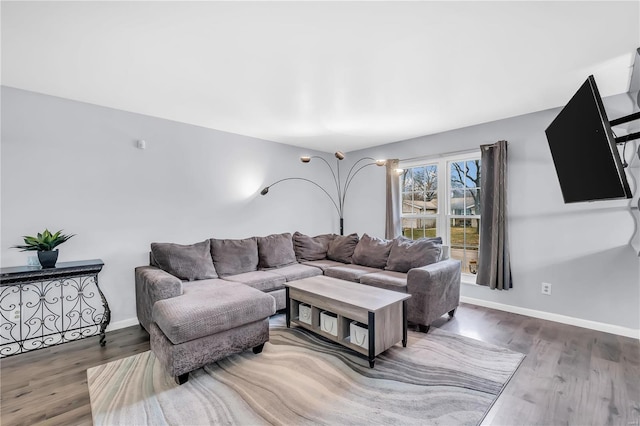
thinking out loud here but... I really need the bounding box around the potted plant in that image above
[12,229,74,268]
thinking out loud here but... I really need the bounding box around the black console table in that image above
[0,259,110,357]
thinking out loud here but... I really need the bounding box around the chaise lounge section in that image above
[150,279,275,384]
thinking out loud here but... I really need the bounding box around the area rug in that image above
[87,322,524,425]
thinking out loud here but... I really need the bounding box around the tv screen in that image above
[545,75,632,203]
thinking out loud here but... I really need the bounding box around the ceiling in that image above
[2,1,639,153]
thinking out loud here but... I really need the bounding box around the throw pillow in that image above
[385,236,443,273]
[327,233,359,263]
[150,240,218,281]
[257,233,298,269]
[292,231,334,261]
[210,237,259,276]
[351,233,393,269]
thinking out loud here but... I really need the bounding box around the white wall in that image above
[3,86,638,336]
[347,92,640,334]
[0,87,337,328]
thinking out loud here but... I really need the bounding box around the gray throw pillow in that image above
[351,233,393,269]
[327,233,359,264]
[385,236,443,273]
[150,240,218,281]
[210,237,259,276]
[257,233,298,269]
[293,232,334,261]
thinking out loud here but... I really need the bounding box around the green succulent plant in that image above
[12,229,74,252]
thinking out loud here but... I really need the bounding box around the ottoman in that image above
[150,280,276,384]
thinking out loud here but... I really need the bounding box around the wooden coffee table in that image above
[285,275,411,367]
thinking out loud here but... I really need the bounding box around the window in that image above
[400,153,481,277]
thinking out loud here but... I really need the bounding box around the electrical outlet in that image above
[541,282,552,295]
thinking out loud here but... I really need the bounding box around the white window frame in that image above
[399,150,481,282]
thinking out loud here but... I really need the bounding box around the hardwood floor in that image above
[1,303,638,425]
[1,327,150,426]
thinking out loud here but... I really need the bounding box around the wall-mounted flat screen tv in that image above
[545,75,632,203]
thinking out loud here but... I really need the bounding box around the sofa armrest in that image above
[135,266,183,330]
[406,259,461,326]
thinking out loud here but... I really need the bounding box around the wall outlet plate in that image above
[541,282,552,295]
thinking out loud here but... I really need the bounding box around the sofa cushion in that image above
[257,233,297,269]
[152,280,275,345]
[324,264,381,283]
[292,232,334,261]
[150,240,218,281]
[360,271,408,293]
[210,237,258,276]
[301,259,346,271]
[327,233,359,263]
[351,233,393,269]
[221,270,286,292]
[385,236,443,273]
[269,263,323,281]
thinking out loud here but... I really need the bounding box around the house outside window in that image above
[400,152,481,277]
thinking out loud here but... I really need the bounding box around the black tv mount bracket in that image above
[611,47,640,149]
[611,47,640,147]
[610,111,640,145]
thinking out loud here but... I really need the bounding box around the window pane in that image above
[402,192,414,214]
[449,218,480,274]
[466,160,480,189]
[423,165,438,213]
[464,189,480,215]
[402,217,437,240]
[401,169,413,192]
[450,161,466,190]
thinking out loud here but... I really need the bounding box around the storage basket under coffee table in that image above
[285,275,411,368]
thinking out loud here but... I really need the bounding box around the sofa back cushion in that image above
[257,233,298,269]
[385,236,443,273]
[326,233,359,263]
[210,237,259,276]
[150,240,218,281]
[351,233,393,269]
[292,232,334,261]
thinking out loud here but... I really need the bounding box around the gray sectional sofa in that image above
[135,231,461,383]
[136,231,461,333]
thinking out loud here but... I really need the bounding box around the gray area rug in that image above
[88,320,524,425]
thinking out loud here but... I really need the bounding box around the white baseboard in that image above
[460,296,640,340]
[106,317,139,332]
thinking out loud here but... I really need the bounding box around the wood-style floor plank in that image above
[1,303,639,425]
[1,327,149,426]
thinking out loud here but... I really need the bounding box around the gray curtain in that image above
[477,140,512,289]
[385,159,401,239]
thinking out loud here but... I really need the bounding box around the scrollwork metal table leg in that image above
[94,274,110,346]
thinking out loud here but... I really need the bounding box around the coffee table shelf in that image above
[290,301,370,356]
[285,276,410,367]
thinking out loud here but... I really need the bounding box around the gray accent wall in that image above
[346,92,640,332]
[0,87,336,327]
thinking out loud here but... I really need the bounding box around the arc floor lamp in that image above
[260,151,386,235]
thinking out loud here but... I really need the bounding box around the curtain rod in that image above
[397,147,480,163]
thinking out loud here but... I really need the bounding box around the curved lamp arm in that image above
[342,162,379,208]
[260,177,341,218]
[307,155,341,205]
[344,157,377,185]
[342,158,386,207]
